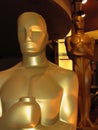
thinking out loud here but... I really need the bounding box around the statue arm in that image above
[89,37,95,57]
[65,37,73,59]
[60,72,79,130]
[83,38,95,60]
[0,98,2,117]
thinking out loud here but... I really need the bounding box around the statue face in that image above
[17,12,48,54]
[74,16,84,30]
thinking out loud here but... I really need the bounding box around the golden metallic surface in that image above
[65,15,95,128]
[0,12,78,130]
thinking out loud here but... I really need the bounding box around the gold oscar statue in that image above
[0,12,78,130]
[65,15,95,128]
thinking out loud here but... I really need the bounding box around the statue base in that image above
[77,126,98,130]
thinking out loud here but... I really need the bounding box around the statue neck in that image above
[75,29,84,35]
[22,50,48,67]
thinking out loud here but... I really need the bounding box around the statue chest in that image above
[71,35,90,47]
[0,70,63,122]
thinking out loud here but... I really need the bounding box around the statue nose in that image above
[26,36,32,42]
[26,30,33,42]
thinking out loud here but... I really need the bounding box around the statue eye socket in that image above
[29,32,42,42]
[18,27,27,41]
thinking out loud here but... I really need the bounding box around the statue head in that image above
[17,12,48,55]
[73,15,85,30]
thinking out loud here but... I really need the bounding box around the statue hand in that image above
[0,97,41,129]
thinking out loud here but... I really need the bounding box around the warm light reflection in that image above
[0,98,2,117]
[22,128,35,130]
[30,26,42,31]
[30,124,35,128]
[82,0,87,4]
[81,13,86,17]
[63,93,71,117]
[64,106,70,116]
[26,107,31,119]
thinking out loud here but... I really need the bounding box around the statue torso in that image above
[69,34,92,69]
[70,34,91,56]
[0,64,63,125]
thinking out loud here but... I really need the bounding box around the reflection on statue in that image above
[0,12,78,130]
[65,15,95,128]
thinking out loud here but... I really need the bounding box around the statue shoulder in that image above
[84,33,93,39]
[58,68,78,92]
[48,62,78,90]
[65,36,71,43]
[0,62,22,89]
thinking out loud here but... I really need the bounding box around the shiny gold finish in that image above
[0,12,78,130]
[65,15,95,128]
